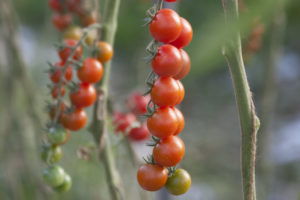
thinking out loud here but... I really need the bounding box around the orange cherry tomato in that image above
[147,107,178,139]
[149,9,182,43]
[151,44,182,77]
[173,107,185,135]
[77,58,103,84]
[153,135,185,167]
[52,13,72,31]
[70,83,97,108]
[96,41,113,63]
[137,164,168,191]
[170,17,193,48]
[173,49,191,80]
[62,108,87,131]
[151,77,181,107]
[50,61,73,84]
[58,39,83,62]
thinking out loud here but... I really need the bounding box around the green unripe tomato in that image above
[48,127,67,144]
[41,145,62,164]
[43,165,65,187]
[54,173,72,193]
[165,168,191,195]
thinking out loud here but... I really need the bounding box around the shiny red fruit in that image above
[58,39,83,62]
[126,93,150,115]
[128,123,150,141]
[113,112,137,133]
[170,17,193,48]
[173,49,191,80]
[70,83,97,108]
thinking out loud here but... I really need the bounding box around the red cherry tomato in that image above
[49,0,64,12]
[137,164,168,191]
[80,12,97,27]
[173,49,191,80]
[113,112,137,133]
[173,107,184,135]
[153,135,185,167]
[151,77,181,107]
[151,44,182,77]
[128,123,150,141]
[50,61,73,84]
[62,108,87,131]
[126,93,150,115]
[66,0,84,15]
[52,13,72,31]
[147,107,178,139]
[165,0,178,2]
[176,80,185,105]
[170,17,193,48]
[70,83,97,108]
[51,86,66,99]
[149,9,182,43]
[58,39,83,62]
[77,58,103,84]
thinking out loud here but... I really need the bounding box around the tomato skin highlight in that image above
[173,107,185,135]
[176,80,185,105]
[128,123,150,141]
[52,13,72,31]
[59,39,83,62]
[77,58,103,84]
[151,44,182,77]
[147,107,178,139]
[153,135,185,167]
[62,108,87,131]
[96,41,114,63]
[149,9,182,43]
[165,168,191,195]
[50,62,73,84]
[70,83,97,108]
[170,17,193,49]
[173,49,191,80]
[151,77,181,107]
[137,164,168,191]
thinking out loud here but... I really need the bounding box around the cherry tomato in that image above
[41,145,62,164]
[147,107,178,139]
[49,102,68,122]
[58,39,83,62]
[126,93,150,115]
[173,49,191,80]
[63,26,83,40]
[128,123,150,141]
[151,44,182,77]
[165,0,178,2]
[52,13,72,31]
[137,164,168,191]
[62,108,87,131]
[43,165,65,187]
[49,0,64,12]
[84,29,97,46]
[153,135,185,167]
[176,80,185,105]
[151,77,181,107]
[173,107,184,135]
[96,41,113,63]
[50,61,73,84]
[70,83,97,108]
[56,130,71,145]
[48,127,68,144]
[80,11,97,27]
[66,0,83,15]
[149,9,182,43]
[165,168,191,195]
[113,112,137,133]
[77,58,103,84]
[51,86,66,99]
[170,17,193,48]
[54,173,72,192]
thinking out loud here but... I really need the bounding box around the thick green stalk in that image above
[89,0,123,200]
[222,1,260,200]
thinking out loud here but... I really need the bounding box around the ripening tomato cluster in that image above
[113,93,151,142]
[137,1,192,196]
[42,0,114,192]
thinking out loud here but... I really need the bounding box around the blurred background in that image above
[0,0,300,199]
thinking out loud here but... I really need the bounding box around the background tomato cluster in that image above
[1,0,300,200]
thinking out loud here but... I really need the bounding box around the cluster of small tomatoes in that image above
[42,0,113,192]
[113,93,151,142]
[137,0,193,196]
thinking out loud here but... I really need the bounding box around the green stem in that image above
[222,1,260,200]
[89,0,123,200]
